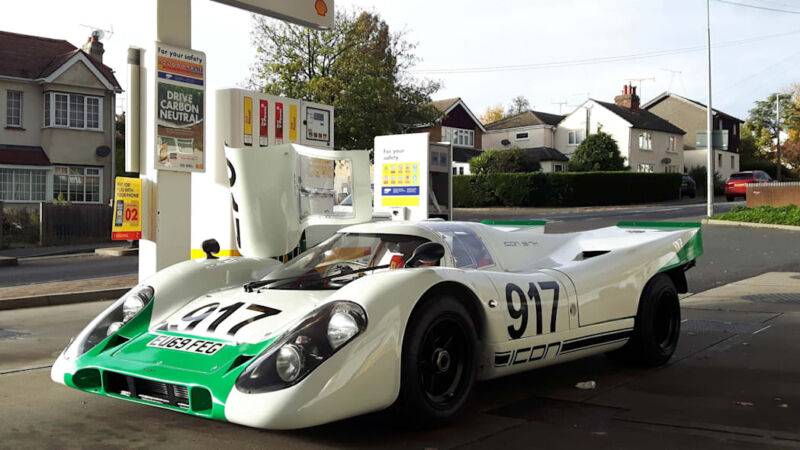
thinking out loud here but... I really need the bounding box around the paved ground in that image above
[0,254,138,287]
[1,273,798,449]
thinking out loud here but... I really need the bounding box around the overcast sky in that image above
[2,0,798,121]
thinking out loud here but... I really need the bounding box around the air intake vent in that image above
[574,250,610,261]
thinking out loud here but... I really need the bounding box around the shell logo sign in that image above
[315,0,328,17]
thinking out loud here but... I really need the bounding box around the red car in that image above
[725,170,772,201]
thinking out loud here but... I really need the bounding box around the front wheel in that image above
[397,296,477,427]
[607,274,680,366]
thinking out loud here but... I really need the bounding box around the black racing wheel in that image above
[397,296,477,427]
[607,274,680,366]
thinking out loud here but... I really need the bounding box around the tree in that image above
[568,130,626,171]
[506,95,530,116]
[744,92,797,152]
[469,148,540,174]
[249,9,441,150]
[480,104,504,124]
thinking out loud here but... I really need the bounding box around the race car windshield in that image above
[254,233,431,290]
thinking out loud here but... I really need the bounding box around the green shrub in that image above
[714,205,800,226]
[453,172,681,207]
[568,130,626,172]
[688,166,725,196]
[469,148,540,175]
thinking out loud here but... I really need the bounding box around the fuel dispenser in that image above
[373,133,453,221]
[191,88,352,259]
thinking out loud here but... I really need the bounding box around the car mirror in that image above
[406,242,445,268]
[202,239,221,260]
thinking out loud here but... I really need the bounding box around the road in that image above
[3,198,799,295]
[0,254,138,287]
[2,274,800,448]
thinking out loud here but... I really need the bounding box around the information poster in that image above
[289,104,298,142]
[275,102,284,144]
[155,43,206,172]
[259,100,269,146]
[381,162,420,207]
[111,177,142,240]
[243,96,253,146]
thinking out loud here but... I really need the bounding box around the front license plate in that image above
[147,335,226,355]
[734,183,744,187]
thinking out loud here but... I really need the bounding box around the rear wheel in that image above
[607,274,680,366]
[726,196,735,202]
[397,296,477,427]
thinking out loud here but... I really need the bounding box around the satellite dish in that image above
[92,29,105,40]
[661,157,671,164]
[501,139,511,146]
[96,145,111,157]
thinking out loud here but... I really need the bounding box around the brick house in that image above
[0,30,122,205]
[409,97,486,175]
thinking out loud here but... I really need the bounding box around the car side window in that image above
[421,223,495,269]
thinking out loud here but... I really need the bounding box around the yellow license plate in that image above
[734,183,744,187]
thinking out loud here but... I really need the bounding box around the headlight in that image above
[62,285,154,360]
[236,301,367,393]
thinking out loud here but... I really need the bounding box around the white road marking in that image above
[752,325,772,335]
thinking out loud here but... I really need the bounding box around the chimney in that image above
[82,33,105,62]
[614,83,640,112]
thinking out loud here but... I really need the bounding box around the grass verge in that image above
[713,205,800,226]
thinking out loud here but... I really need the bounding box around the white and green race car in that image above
[52,219,702,429]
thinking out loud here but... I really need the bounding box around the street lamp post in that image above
[776,94,784,181]
[706,0,714,217]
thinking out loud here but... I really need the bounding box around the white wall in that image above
[482,125,553,150]
[555,101,631,161]
[0,80,43,147]
[684,149,740,180]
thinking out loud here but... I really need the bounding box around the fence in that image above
[747,182,800,208]
[40,203,112,246]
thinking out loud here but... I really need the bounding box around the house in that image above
[483,110,569,172]
[0,30,122,205]
[409,97,486,175]
[642,92,743,180]
[556,85,685,173]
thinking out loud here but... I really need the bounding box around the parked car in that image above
[725,170,772,201]
[681,175,696,198]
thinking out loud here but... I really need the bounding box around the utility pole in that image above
[776,94,784,181]
[706,0,714,217]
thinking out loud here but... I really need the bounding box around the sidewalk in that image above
[0,274,137,310]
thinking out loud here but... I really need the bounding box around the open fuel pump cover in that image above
[225,143,371,258]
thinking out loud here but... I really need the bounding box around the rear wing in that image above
[617,221,703,272]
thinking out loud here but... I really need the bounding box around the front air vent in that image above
[104,372,190,409]
[574,250,610,261]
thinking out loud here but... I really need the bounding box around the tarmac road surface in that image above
[1,273,799,449]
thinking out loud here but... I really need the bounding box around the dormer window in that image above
[44,92,103,131]
[442,127,474,148]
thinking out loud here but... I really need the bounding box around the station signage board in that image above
[155,43,206,172]
[211,0,334,30]
[112,177,142,240]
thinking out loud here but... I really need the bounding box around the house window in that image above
[44,92,102,131]
[665,165,680,173]
[733,124,738,135]
[731,155,734,169]
[554,164,564,172]
[442,127,475,148]
[667,136,676,153]
[718,153,722,167]
[637,163,654,173]
[6,90,22,127]
[638,132,652,150]
[568,130,584,146]
[0,168,47,202]
[53,166,102,203]
[515,132,529,140]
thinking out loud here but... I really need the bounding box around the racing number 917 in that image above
[505,281,560,340]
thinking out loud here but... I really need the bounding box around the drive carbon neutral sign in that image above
[112,177,142,240]
[155,43,206,172]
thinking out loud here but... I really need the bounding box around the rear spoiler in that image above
[616,221,703,272]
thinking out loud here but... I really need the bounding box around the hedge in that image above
[453,172,682,207]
